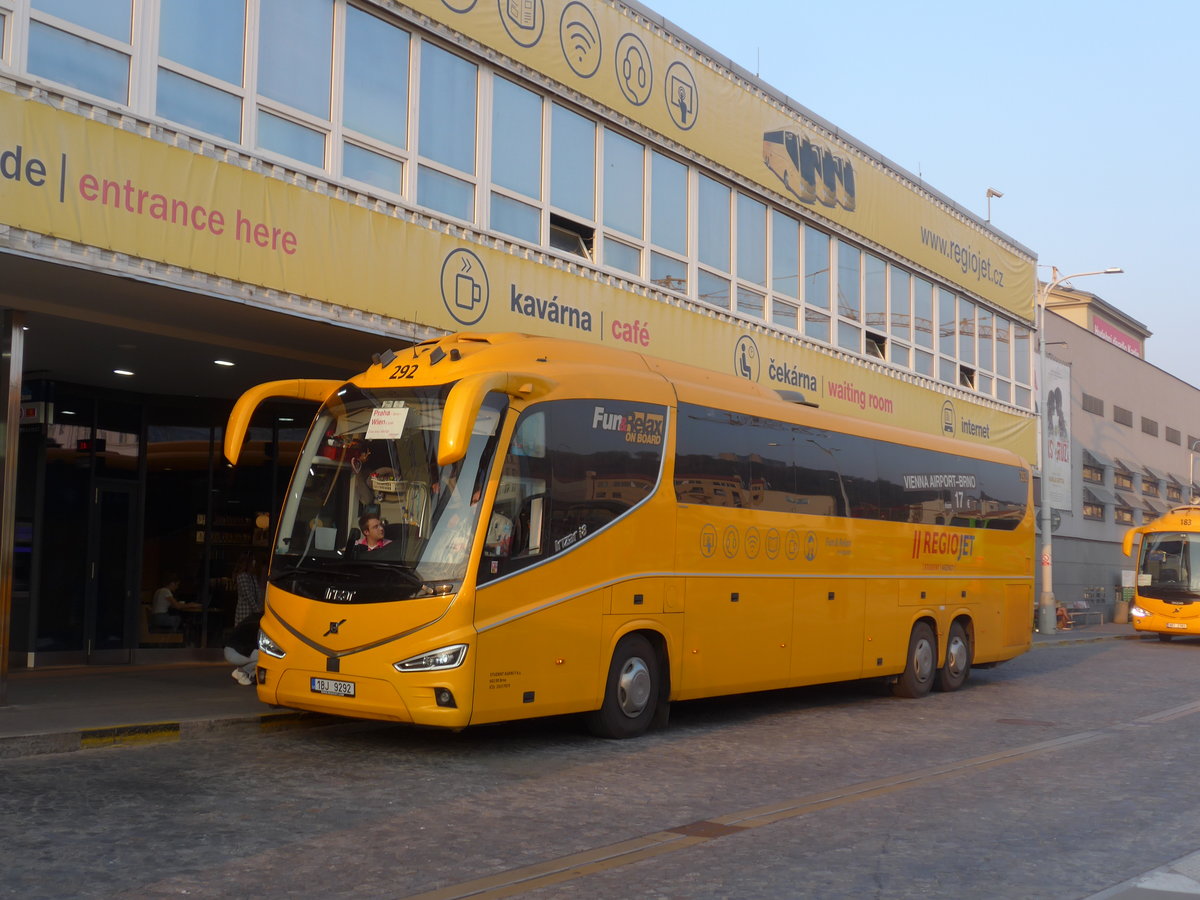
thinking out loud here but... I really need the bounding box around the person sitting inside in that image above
[150,575,201,631]
[224,612,262,686]
[356,514,392,551]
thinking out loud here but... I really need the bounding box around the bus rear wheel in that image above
[587,634,659,739]
[892,622,936,698]
[935,621,971,692]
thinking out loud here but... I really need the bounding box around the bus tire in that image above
[892,621,936,698]
[935,620,971,692]
[586,634,659,739]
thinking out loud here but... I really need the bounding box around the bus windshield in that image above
[1138,532,1200,601]
[271,383,506,603]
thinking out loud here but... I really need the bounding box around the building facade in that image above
[1040,287,1200,618]
[1,0,1039,669]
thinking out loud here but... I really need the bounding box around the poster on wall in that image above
[1043,357,1072,510]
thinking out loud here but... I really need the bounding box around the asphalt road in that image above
[3,637,1199,899]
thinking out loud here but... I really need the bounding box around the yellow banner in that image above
[404,0,1035,320]
[0,90,1034,458]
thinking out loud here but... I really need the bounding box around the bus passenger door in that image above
[791,578,866,684]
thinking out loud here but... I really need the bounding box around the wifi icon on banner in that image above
[560,2,601,79]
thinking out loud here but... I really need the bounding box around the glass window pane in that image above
[603,129,643,237]
[995,316,1011,377]
[771,210,799,299]
[650,252,686,293]
[737,194,766,286]
[837,240,860,320]
[890,343,909,368]
[344,6,408,147]
[491,78,541,199]
[33,0,129,41]
[157,69,242,142]
[605,238,641,275]
[550,104,594,219]
[915,350,934,377]
[1014,326,1031,383]
[159,0,244,85]
[838,320,860,352]
[803,226,829,310]
[978,308,994,371]
[28,22,128,103]
[939,357,957,385]
[738,287,764,320]
[651,152,687,255]
[418,165,474,220]
[419,44,476,174]
[996,379,1011,403]
[698,176,730,271]
[344,143,402,193]
[258,0,331,119]
[977,373,992,395]
[257,110,324,166]
[698,269,730,309]
[938,288,956,355]
[865,253,886,331]
[913,277,933,348]
[958,298,976,363]
[889,267,910,339]
[772,299,798,331]
[491,193,540,243]
[805,309,830,342]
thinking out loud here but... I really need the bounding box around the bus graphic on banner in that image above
[762,129,856,212]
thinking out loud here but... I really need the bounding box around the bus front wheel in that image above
[935,620,971,692]
[892,622,936,698]
[587,634,659,739]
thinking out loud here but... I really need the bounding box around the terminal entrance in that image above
[2,254,418,667]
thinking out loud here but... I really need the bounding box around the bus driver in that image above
[356,515,391,551]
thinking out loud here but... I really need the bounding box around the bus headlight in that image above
[258,630,286,659]
[1130,605,1150,618]
[394,644,468,672]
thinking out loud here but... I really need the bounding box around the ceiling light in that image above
[113,369,134,376]
[213,359,235,367]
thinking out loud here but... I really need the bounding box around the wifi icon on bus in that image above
[560,2,601,79]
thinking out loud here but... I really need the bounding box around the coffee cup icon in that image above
[455,272,482,310]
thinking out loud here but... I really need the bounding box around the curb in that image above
[0,710,336,760]
[1031,632,1145,650]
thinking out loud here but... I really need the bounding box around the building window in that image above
[1114,406,1133,427]
[1082,393,1103,416]
[1114,469,1134,491]
[1082,463,1104,485]
[1141,416,1159,437]
[1083,501,1105,522]
[1143,478,1160,498]
[1167,427,1182,446]
[1114,506,1134,525]
[1168,483,1183,503]
[28,7,132,105]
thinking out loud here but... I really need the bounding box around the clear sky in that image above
[644,0,1200,387]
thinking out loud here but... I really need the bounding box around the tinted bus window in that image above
[481,399,667,581]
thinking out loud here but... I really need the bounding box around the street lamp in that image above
[1035,266,1123,634]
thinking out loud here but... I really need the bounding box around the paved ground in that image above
[3,620,1196,898]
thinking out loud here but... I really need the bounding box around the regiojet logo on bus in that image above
[911,530,975,561]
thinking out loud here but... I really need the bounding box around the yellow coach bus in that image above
[1123,505,1200,640]
[225,332,1033,738]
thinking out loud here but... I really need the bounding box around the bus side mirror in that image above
[1122,529,1141,557]
[225,379,341,465]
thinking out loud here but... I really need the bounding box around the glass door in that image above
[87,481,139,659]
